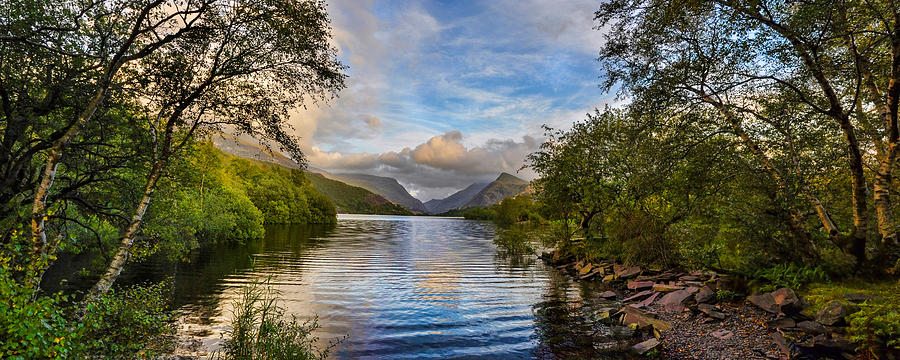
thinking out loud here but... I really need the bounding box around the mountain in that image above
[424,182,490,214]
[305,172,411,215]
[212,133,300,169]
[211,134,417,215]
[313,171,428,213]
[461,173,530,209]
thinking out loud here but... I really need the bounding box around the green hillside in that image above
[306,172,412,215]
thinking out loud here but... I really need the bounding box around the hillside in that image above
[305,172,412,215]
[314,171,428,213]
[424,182,490,214]
[462,173,530,209]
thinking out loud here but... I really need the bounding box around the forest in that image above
[3,0,900,358]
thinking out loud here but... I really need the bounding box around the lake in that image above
[130,214,628,359]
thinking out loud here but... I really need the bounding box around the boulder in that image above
[653,284,684,292]
[620,305,673,332]
[816,300,850,326]
[658,289,693,312]
[695,286,716,303]
[796,320,827,335]
[749,293,780,314]
[772,288,803,314]
[627,280,654,290]
[632,338,660,355]
[598,290,617,299]
[697,303,726,320]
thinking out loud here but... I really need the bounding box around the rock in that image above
[695,286,715,303]
[767,316,796,329]
[623,289,655,302]
[620,305,673,332]
[709,329,733,340]
[679,275,701,281]
[844,293,875,303]
[796,320,827,335]
[595,308,616,321]
[632,338,660,355]
[749,293,780,314]
[617,266,642,279]
[598,290,617,299]
[652,284,684,292]
[602,274,616,282]
[627,280,654,290]
[771,332,792,357]
[813,335,854,352]
[658,289,693,312]
[816,300,850,326]
[697,303,726,320]
[639,292,660,307]
[772,287,803,314]
[578,263,593,275]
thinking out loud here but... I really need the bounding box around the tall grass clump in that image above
[213,279,340,360]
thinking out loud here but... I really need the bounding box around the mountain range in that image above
[212,133,531,215]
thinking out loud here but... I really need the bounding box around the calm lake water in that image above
[126,214,629,359]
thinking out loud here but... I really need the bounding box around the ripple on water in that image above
[124,215,629,359]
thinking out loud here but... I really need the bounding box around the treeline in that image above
[529,0,900,275]
[0,0,345,357]
[456,195,543,227]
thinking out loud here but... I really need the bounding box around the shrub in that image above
[0,268,176,359]
[749,263,829,292]
[214,279,340,360]
[494,226,536,256]
[847,301,900,358]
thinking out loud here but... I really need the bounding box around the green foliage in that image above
[0,268,175,359]
[749,263,829,293]
[493,226,537,256]
[214,279,338,360]
[807,281,900,358]
[77,282,177,358]
[715,289,736,303]
[460,195,542,228]
[305,173,411,215]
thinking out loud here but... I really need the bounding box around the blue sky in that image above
[293,0,613,200]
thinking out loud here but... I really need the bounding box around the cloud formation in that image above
[284,0,611,200]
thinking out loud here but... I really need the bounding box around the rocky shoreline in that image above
[540,250,861,359]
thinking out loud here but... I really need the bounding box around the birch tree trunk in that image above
[85,159,164,300]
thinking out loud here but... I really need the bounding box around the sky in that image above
[291,0,614,201]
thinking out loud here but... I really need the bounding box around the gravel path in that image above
[652,302,787,360]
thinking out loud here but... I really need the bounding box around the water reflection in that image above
[116,215,631,359]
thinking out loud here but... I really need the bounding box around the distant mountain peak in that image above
[496,172,526,183]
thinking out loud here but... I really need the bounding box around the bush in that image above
[494,226,537,256]
[847,301,900,357]
[748,263,829,292]
[0,268,176,359]
[214,279,339,360]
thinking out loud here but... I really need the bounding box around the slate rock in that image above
[749,293,780,314]
[620,305,673,332]
[618,266,642,279]
[709,329,733,340]
[772,287,804,314]
[632,338,660,355]
[844,293,876,303]
[797,320,827,335]
[658,289,693,312]
[598,290,617,299]
[695,286,715,303]
[623,289,655,302]
[652,284,684,292]
[767,316,796,329]
[627,280,654,290]
[697,303,726,320]
[816,300,850,326]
